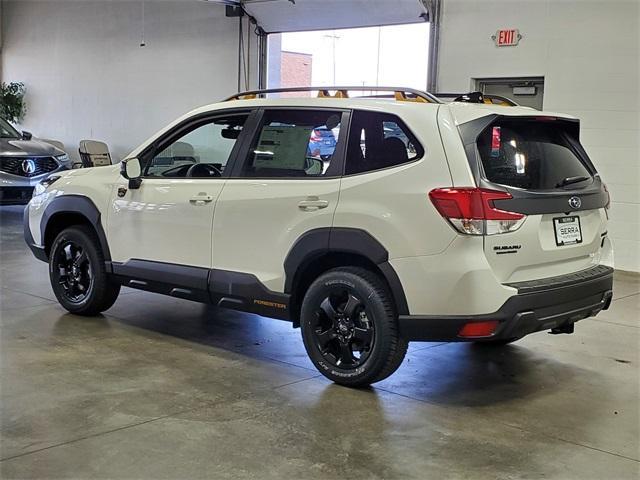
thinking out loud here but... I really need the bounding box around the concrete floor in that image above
[1,205,638,479]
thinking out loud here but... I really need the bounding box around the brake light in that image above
[429,187,526,235]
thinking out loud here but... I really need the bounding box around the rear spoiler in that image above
[435,91,518,107]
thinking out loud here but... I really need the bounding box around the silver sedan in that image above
[0,118,73,205]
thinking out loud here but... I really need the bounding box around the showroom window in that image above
[144,115,248,178]
[345,110,423,175]
[238,109,343,178]
[267,24,430,92]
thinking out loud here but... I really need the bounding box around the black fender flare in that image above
[283,227,409,316]
[40,195,111,261]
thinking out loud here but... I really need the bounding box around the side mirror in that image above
[120,158,142,189]
[22,131,33,141]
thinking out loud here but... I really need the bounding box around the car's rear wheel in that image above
[300,267,408,387]
[49,225,120,315]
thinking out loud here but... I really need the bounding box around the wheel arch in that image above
[284,228,409,326]
[41,195,111,261]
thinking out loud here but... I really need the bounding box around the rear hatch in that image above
[457,111,609,283]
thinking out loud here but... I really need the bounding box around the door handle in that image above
[298,197,329,212]
[189,194,214,204]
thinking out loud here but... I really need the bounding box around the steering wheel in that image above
[161,164,191,177]
[186,163,221,178]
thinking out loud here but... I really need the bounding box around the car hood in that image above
[0,138,64,157]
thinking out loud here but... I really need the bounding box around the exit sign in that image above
[493,29,521,46]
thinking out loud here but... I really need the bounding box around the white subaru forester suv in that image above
[24,87,614,387]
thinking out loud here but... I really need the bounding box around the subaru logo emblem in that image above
[22,159,36,175]
[568,196,582,209]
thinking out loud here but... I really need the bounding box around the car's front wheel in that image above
[49,225,120,315]
[300,267,408,387]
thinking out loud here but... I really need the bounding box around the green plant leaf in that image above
[0,82,27,124]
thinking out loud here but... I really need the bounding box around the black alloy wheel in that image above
[311,290,375,369]
[53,241,94,303]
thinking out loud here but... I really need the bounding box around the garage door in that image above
[243,0,429,33]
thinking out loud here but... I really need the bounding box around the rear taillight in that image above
[429,187,526,235]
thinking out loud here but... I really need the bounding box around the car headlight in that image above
[55,153,71,164]
[33,175,61,196]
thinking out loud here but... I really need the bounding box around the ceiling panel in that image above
[242,0,429,33]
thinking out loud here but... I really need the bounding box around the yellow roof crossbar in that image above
[394,91,429,103]
[236,93,256,100]
[435,92,518,106]
[317,89,349,98]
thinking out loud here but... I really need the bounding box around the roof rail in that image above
[224,86,441,104]
[435,91,518,106]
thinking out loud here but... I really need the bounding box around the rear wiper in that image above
[556,175,590,188]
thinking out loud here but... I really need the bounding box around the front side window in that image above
[239,109,342,178]
[145,114,247,178]
[476,119,592,190]
[346,111,423,175]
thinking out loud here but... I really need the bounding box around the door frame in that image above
[472,76,545,110]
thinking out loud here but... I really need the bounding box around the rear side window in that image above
[476,120,592,190]
[239,109,342,178]
[346,111,423,175]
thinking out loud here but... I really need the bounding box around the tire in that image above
[300,267,408,387]
[49,225,120,315]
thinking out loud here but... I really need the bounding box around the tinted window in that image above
[346,111,423,175]
[476,120,592,190]
[239,110,342,178]
[145,115,247,178]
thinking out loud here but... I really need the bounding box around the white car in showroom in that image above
[24,87,614,387]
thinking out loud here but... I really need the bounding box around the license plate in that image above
[553,216,582,246]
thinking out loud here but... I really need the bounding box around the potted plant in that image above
[0,82,27,124]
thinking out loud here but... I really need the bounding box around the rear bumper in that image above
[399,265,614,341]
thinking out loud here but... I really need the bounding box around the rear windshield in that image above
[476,120,592,190]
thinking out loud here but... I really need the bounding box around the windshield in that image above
[476,119,593,190]
[0,118,21,139]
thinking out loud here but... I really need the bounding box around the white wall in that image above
[437,0,640,272]
[1,0,258,162]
